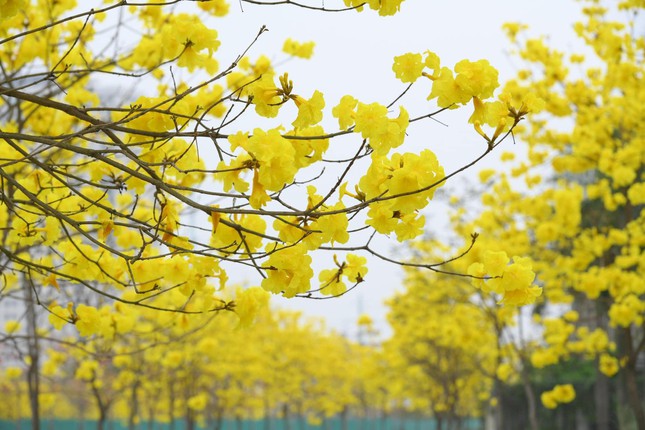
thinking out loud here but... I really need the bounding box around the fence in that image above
[0,418,483,430]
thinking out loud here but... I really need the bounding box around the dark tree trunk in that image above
[128,380,141,430]
[595,370,611,430]
[168,382,175,430]
[494,381,505,430]
[212,407,224,430]
[25,281,40,430]
[624,326,645,430]
[185,409,195,430]
[90,379,109,430]
[520,367,539,430]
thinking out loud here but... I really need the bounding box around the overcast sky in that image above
[201,1,588,337]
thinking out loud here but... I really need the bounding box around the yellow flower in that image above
[482,250,509,277]
[319,269,347,296]
[344,0,404,16]
[467,262,486,288]
[499,260,536,292]
[357,314,373,326]
[75,360,99,381]
[563,310,579,322]
[197,0,230,16]
[454,59,499,100]
[75,305,102,337]
[479,169,496,183]
[496,363,514,382]
[501,286,542,306]
[599,353,620,377]
[552,384,576,403]
[365,203,398,234]
[424,51,441,75]
[354,102,389,140]
[394,213,425,241]
[234,287,270,328]
[162,351,183,369]
[5,367,23,380]
[392,52,424,83]
[49,304,73,330]
[247,74,282,117]
[368,107,409,155]
[292,90,325,128]
[187,393,209,411]
[332,95,357,130]
[343,254,368,283]
[249,167,271,209]
[312,203,350,245]
[501,22,528,42]
[541,391,558,409]
[4,320,20,335]
[609,294,645,327]
[0,0,28,21]
[247,128,297,191]
[428,67,471,107]
[283,38,315,59]
[261,244,313,298]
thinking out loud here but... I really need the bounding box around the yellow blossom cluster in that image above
[460,0,645,417]
[541,384,576,409]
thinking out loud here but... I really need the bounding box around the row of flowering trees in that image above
[388,1,645,429]
[2,0,644,429]
[1,301,477,429]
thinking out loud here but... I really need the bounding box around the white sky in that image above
[202,0,586,338]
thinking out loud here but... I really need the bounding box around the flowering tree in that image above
[500,1,645,427]
[0,1,547,428]
[381,1,645,429]
[2,300,375,429]
[394,1,644,428]
[0,0,541,319]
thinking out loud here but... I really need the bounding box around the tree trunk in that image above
[90,378,109,430]
[97,409,106,430]
[594,370,611,430]
[494,381,504,430]
[323,417,331,430]
[624,327,645,430]
[209,406,223,430]
[25,280,40,430]
[455,416,463,430]
[185,410,195,430]
[96,400,107,430]
[148,405,155,430]
[168,382,175,430]
[625,359,645,429]
[283,404,291,430]
[379,409,387,430]
[520,367,539,430]
[128,380,141,430]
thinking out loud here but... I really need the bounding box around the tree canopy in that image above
[0,0,540,332]
[5,0,645,430]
